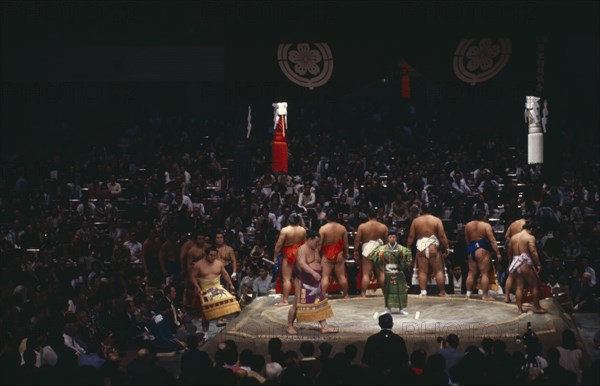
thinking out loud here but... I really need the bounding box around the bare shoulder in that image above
[435,216,444,226]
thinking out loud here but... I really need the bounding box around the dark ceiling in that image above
[1,1,598,47]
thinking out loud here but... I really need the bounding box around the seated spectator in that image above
[252,265,273,297]
[556,329,583,384]
[179,335,212,386]
[536,347,577,386]
[265,362,283,383]
[573,272,596,312]
[344,344,358,365]
[238,264,257,298]
[126,347,178,386]
[247,354,267,384]
[408,349,427,382]
[451,171,474,197]
[298,341,317,379]
[448,265,467,295]
[147,311,185,353]
[436,334,464,376]
[62,313,87,356]
[77,338,105,369]
[563,231,582,261]
[107,176,122,197]
[267,338,285,367]
[423,353,449,386]
[580,257,597,288]
[123,231,143,260]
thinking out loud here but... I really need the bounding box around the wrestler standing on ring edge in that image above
[407,205,451,297]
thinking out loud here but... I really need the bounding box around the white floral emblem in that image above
[453,38,511,85]
[288,43,323,76]
[277,42,333,90]
[465,38,500,72]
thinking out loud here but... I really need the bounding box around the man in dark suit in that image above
[362,313,409,372]
[298,341,318,379]
[157,284,196,340]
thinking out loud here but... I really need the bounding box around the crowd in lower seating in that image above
[1,113,599,385]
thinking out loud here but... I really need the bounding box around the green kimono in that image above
[369,243,412,310]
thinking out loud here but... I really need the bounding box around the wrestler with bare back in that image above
[319,210,350,298]
[503,214,529,303]
[464,209,501,300]
[407,206,450,297]
[354,209,388,297]
[507,223,546,314]
[273,213,307,306]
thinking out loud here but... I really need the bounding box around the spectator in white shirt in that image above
[123,231,143,259]
[252,266,273,297]
[451,171,474,196]
[298,183,316,209]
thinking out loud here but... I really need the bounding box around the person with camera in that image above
[507,223,546,314]
[436,333,464,377]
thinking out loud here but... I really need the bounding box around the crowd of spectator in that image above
[1,111,599,385]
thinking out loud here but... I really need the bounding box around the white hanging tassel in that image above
[525,96,544,165]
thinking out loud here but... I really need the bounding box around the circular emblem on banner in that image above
[277,43,333,90]
[453,38,511,85]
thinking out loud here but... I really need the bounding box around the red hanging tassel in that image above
[399,59,412,98]
[272,107,288,173]
[401,72,411,98]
